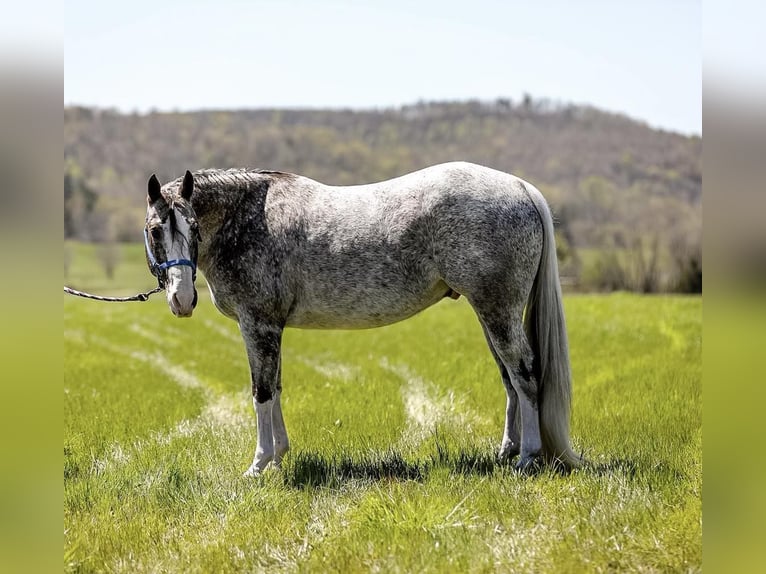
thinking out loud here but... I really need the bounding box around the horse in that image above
[143,162,581,476]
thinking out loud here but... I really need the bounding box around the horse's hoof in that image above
[498,445,520,464]
[514,454,543,475]
[242,465,263,477]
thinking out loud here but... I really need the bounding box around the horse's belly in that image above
[286,280,451,329]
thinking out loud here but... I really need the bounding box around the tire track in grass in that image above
[128,322,183,350]
[85,334,249,475]
[201,318,242,344]
[147,393,249,446]
[255,488,360,571]
[296,356,360,382]
[379,358,484,449]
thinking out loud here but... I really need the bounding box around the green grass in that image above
[64,244,701,572]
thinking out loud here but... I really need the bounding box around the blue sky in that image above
[65,0,702,134]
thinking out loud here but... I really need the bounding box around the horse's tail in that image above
[522,183,582,469]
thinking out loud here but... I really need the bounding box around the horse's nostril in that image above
[171,293,181,309]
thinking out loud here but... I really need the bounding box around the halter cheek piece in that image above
[144,227,198,287]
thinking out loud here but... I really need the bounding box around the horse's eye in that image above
[150,227,163,240]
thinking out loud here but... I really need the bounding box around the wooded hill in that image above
[64,98,701,291]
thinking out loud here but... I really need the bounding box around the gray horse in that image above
[144,162,581,475]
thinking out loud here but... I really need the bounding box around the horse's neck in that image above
[191,174,272,267]
[191,190,227,242]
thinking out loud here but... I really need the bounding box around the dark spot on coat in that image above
[254,383,273,403]
[514,359,538,407]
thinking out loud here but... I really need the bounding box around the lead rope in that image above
[63,284,164,302]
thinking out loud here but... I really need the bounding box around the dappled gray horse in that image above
[144,162,581,475]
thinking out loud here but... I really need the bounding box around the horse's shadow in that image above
[282,447,498,488]
[281,447,643,488]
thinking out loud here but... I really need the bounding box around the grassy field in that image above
[64,243,701,572]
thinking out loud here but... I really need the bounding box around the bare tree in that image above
[670,234,702,293]
[630,234,661,293]
[96,242,122,280]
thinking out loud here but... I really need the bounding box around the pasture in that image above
[64,243,701,572]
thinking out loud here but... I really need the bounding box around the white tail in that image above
[523,185,581,468]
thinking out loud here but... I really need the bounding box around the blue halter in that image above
[144,227,197,284]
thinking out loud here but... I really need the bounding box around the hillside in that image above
[64,98,701,291]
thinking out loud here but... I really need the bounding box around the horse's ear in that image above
[180,170,194,200]
[147,174,163,205]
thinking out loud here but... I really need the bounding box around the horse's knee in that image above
[242,321,283,404]
[252,369,276,403]
[253,382,273,403]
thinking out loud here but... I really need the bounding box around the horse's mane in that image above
[166,169,294,194]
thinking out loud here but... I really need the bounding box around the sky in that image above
[64,0,702,135]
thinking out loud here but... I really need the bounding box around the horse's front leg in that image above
[239,320,284,477]
[271,356,290,467]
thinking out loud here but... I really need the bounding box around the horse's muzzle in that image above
[169,288,197,317]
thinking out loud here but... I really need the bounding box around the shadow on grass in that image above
[281,431,660,488]
[284,450,427,488]
[585,457,639,478]
[583,457,689,482]
[282,441,501,488]
[283,446,657,488]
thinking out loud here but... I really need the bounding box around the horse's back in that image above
[304,162,538,241]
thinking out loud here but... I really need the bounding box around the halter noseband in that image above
[144,227,198,286]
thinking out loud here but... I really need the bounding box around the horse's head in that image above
[144,171,201,317]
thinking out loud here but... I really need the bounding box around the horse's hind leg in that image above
[477,306,543,472]
[479,321,520,462]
